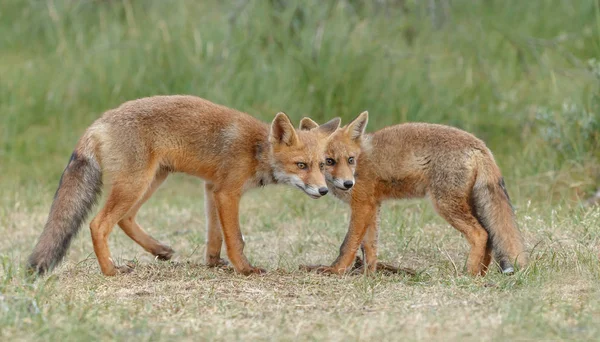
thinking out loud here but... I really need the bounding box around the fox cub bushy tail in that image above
[300,112,527,276]
[28,149,103,275]
[28,95,340,276]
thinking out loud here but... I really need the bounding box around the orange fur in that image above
[28,95,340,276]
[301,113,527,276]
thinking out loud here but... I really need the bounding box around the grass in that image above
[2,184,600,340]
[1,0,600,340]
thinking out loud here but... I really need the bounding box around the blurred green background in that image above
[1,0,599,205]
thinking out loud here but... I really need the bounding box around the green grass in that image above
[1,0,600,340]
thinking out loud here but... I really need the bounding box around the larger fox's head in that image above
[269,113,340,199]
[299,111,368,191]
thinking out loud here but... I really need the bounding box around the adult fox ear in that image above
[317,117,341,135]
[345,111,368,141]
[270,112,299,146]
[299,117,319,131]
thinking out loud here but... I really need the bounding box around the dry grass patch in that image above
[1,183,599,341]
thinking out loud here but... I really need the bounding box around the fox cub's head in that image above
[269,113,340,199]
[299,111,368,191]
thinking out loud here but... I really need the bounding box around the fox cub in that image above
[300,112,527,276]
[28,95,340,276]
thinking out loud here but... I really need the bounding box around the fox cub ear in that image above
[345,111,368,141]
[299,117,341,135]
[318,117,341,135]
[270,112,299,146]
[299,117,319,131]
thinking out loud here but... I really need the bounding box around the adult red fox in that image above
[300,113,527,276]
[28,95,340,276]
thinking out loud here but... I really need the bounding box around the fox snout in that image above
[330,177,355,191]
[296,183,329,199]
[279,172,329,199]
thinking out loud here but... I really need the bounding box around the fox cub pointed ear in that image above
[345,111,368,141]
[270,112,299,146]
[318,117,341,135]
[299,117,319,131]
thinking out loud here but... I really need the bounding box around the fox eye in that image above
[326,158,336,166]
[296,162,307,169]
[348,157,355,165]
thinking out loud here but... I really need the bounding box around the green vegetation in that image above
[1,1,599,340]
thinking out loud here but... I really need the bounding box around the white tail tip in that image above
[502,267,515,275]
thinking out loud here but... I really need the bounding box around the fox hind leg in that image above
[117,169,174,261]
[432,197,489,276]
[480,239,494,275]
[90,168,157,276]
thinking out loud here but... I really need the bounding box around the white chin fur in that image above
[275,171,321,198]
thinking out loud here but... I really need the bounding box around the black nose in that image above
[343,181,354,189]
[318,187,329,196]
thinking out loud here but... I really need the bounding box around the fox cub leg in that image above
[204,182,228,267]
[117,169,174,261]
[213,187,266,275]
[481,239,494,276]
[324,199,378,274]
[359,209,415,276]
[90,169,157,276]
[359,208,381,273]
[432,197,490,276]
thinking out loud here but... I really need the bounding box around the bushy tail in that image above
[28,147,102,275]
[473,173,527,273]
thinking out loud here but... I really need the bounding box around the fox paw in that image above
[237,266,266,276]
[206,258,230,268]
[300,264,345,275]
[154,246,175,261]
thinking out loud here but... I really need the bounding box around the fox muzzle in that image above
[331,178,354,191]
